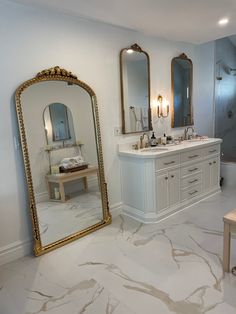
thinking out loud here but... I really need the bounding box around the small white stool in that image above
[223,209,236,272]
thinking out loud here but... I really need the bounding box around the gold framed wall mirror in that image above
[120,43,152,134]
[171,53,193,128]
[15,66,111,256]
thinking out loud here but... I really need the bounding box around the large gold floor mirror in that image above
[15,66,111,256]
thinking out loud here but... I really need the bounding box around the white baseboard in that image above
[110,202,123,217]
[0,239,33,266]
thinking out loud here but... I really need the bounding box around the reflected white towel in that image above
[141,107,148,130]
[134,107,142,131]
[129,107,144,132]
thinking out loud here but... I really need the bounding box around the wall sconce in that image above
[157,95,169,118]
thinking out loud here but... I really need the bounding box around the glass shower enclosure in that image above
[215,36,236,162]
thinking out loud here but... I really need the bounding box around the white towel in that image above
[141,107,149,130]
[60,155,87,169]
[130,107,143,132]
[134,107,142,131]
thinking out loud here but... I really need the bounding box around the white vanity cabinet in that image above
[119,138,222,223]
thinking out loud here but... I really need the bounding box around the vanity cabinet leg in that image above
[223,222,231,272]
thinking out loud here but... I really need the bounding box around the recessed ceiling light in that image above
[218,18,229,26]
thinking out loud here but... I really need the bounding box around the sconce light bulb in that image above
[163,99,169,108]
[156,95,169,118]
[152,99,158,108]
[157,95,163,103]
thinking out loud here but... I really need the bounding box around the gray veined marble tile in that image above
[1,186,236,313]
[36,185,103,246]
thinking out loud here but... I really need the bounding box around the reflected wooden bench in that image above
[46,166,98,202]
[223,209,236,272]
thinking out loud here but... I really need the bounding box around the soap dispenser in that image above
[150,132,157,147]
[161,133,167,145]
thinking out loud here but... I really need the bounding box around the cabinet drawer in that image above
[181,163,202,177]
[181,173,202,189]
[180,149,202,163]
[202,144,220,157]
[181,184,202,201]
[156,154,180,171]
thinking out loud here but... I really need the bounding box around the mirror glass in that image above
[44,103,75,144]
[171,54,193,128]
[20,80,104,247]
[120,44,151,133]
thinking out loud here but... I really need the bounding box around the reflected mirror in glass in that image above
[120,44,151,134]
[20,80,103,247]
[171,53,193,128]
[44,103,76,146]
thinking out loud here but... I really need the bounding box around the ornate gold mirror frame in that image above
[15,66,111,256]
[171,53,193,128]
[120,43,152,134]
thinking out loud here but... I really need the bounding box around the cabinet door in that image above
[156,173,169,212]
[203,158,220,192]
[169,169,180,207]
[203,160,211,192]
[211,158,220,189]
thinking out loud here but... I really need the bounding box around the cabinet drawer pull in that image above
[213,161,216,164]
[171,175,175,178]
[188,167,198,172]
[164,161,175,165]
[209,149,217,153]
[209,162,212,165]
[165,176,168,180]
[189,179,198,184]
[188,190,198,195]
[188,154,199,159]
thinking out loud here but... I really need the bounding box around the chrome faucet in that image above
[184,126,195,140]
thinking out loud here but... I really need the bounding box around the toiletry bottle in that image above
[150,132,157,147]
[161,133,167,145]
[167,135,173,144]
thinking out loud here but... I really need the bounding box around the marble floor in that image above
[37,186,103,246]
[1,187,236,314]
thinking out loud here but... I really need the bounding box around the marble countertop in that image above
[119,138,222,159]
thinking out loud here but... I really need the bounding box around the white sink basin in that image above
[140,147,169,152]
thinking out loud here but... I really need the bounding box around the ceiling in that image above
[9,0,236,44]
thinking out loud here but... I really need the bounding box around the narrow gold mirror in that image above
[43,103,75,144]
[15,66,111,256]
[120,43,152,134]
[171,53,193,128]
